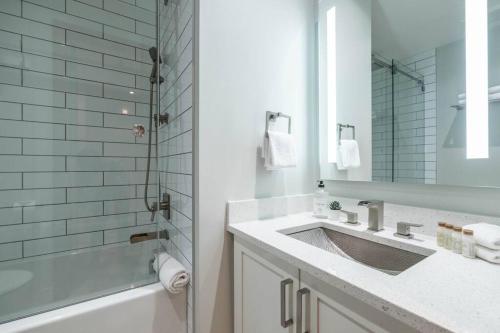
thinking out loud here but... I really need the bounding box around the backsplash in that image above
[158,0,193,331]
[333,196,500,236]
[0,0,159,262]
[227,194,500,237]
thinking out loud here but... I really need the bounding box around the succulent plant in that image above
[329,201,342,211]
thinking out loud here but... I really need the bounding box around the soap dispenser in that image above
[313,180,328,218]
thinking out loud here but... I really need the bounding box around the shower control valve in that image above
[132,124,146,137]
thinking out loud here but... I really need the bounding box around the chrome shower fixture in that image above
[149,47,165,85]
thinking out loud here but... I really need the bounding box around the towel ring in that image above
[265,111,291,134]
[337,123,355,145]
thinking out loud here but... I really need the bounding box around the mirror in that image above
[317,0,500,187]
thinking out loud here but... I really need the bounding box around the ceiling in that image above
[372,0,466,60]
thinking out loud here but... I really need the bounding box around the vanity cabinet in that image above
[234,240,299,333]
[305,284,388,333]
[234,238,418,333]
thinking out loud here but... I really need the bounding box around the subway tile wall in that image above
[0,0,161,262]
[158,0,193,332]
[372,50,437,184]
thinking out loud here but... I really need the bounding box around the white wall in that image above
[436,27,500,187]
[194,0,316,332]
[319,0,372,181]
[326,179,500,218]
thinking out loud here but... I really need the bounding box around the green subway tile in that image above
[22,36,102,67]
[23,71,103,97]
[23,232,103,257]
[22,2,103,38]
[0,85,65,107]
[0,12,65,43]
[0,242,22,261]
[0,156,65,172]
[67,157,135,171]
[22,172,103,189]
[23,202,103,223]
[67,0,134,31]
[0,138,21,154]
[67,213,135,234]
[23,139,103,156]
[0,220,66,243]
[66,94,135,114]
[0,119,65,139]
[23,105,103,126]
[67,185,136,202]
[0,207,22,226]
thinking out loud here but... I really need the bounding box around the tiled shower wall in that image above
[372,50,437,184]
[158,0,193,331]
[0,0,159,261]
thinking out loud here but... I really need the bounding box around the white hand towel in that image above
[336,140,360,170]
[476,245,500,264]
[153,252,190,294]
[262,130,297,170]
[463,223,500,250]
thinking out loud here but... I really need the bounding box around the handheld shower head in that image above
[149,47,163,64]
[148,47,164,85]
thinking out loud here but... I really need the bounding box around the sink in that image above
[286,227,434,275]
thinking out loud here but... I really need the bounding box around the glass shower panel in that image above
[393,60,426,184]
[372,55,394,182]
[372,55,426,184]
[0,0,161,323]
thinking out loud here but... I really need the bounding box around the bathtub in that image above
[0,242,186,333]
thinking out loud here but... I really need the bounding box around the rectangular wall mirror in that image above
[317,0,500,188]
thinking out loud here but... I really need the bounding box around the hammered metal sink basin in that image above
[287,227,433,275]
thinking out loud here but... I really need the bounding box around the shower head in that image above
[149,47,162,64]
[148,47,164,85]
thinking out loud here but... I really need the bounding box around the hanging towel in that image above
[152,252,190,294]
[336,140,360,170]
[463,223,500,250]
[476,245,500,264]
[262,130,297,170]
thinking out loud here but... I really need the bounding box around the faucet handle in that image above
[339,210,358,224]
[395,221,423,239]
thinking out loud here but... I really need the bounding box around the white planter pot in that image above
[329,210,340,221]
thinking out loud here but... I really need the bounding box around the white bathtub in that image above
[0,243,186,333]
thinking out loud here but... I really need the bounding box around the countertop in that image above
[227,212,500,333]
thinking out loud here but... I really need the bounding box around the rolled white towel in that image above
[152,252,190,294]
[463,223,500,250]
[476,245,500,264]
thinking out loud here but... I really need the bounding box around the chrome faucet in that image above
[358,200,384,231]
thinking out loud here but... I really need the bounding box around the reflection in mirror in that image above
[317,0,500,187]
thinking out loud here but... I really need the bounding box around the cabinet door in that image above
[234,241,298,333]
[307,285,390,333]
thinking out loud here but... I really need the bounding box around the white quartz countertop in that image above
[227,212,500,333]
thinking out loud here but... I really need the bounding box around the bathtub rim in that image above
[0,282,166,332]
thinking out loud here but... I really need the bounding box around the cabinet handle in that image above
[296,288,310,333]
[280,279,294,328]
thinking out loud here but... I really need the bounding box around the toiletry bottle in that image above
[452,226,462,254]
[462,229,476,258]
[313,181,328,219]
[437,222,446,247]
[444,224,454,250]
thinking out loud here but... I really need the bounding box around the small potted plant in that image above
[329,201,342,221]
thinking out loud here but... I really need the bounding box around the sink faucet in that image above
[358,200,384,231]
